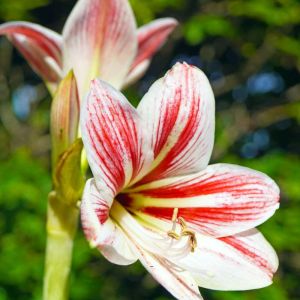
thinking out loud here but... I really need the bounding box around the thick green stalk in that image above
[44,73,83,300]
[43,192,79,300]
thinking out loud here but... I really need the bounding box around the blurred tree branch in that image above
[213,83,300,160]
[212,40,275,97]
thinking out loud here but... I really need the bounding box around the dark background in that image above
[0,0,300,299]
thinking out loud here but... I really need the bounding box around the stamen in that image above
[171,208,178,229]
[178,216,187,229]
[190,235,197,252]
[167,209,198,253]
[182,229,197,252]
[167,231,181,240]
[167,207,179,238]
[171,208,179,222]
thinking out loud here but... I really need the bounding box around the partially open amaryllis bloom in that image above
[0,0,177,97]
[80,63,280,299]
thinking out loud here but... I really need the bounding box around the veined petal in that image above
[80,79,152,195]
[111,200,195,260]
[133,18,178,70]
[137,251,202,300]
[109,201,202,299]
[122,60,151,89]
[137,63,215,183]
[176,229,278,290]
[125,163,279,237]
[123,18,178,88]
[81,179,138,265]
[62,0,137,99]
[0,21,63,83]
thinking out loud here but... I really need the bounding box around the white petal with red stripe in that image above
[137,62,215,183]
[81,179,138,265]
[0,21,62,83]
[62,0,137,98]
[132,18,178,71]
[80,79,152,195]
[109,201,202,299]
[123,18,178,88]
[122,60,151,89]
[176,229,278,290]
[111,201,196,260]
[137,251,202,300]
[125,163,279,237]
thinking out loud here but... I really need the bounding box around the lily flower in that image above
[80,63,280,299]
[0,0,177,97]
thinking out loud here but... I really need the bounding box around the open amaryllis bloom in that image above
[0,0,177,97]
[80,63,280,299]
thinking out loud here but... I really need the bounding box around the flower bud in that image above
[51,70,79,166]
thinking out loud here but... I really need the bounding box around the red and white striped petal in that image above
[0,21,63,83]
[137,63,215,183]
[109,201,202,299]
[62,0,137,99]
[125,163,279,237]
[137,251,202,300]
[133,18,178,70]
[81,179,138,265]
[176,229,278,290]
[123,18,178,88]
[111,201,195,260]
[80,79,152,195]
[122,60,151,89]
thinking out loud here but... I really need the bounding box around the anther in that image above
[189,235,197,252]
[178,217,187,229]
[167,231,181,240]
[167,209,198,253]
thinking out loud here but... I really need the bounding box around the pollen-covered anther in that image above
[182,229,197,252]
[167,210,198,253]
[179,217,197,252]
[167,230,181,240]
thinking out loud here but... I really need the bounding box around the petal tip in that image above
[157,17,179,28]
[169,61,210,82]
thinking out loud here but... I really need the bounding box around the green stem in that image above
[43,192,79,300]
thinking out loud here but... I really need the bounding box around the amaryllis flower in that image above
[0,0,177,97]
[80,63,279,299]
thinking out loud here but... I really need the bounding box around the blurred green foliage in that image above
[0,0,300,299]
[184,15,237,45]
[0,0,49,20]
